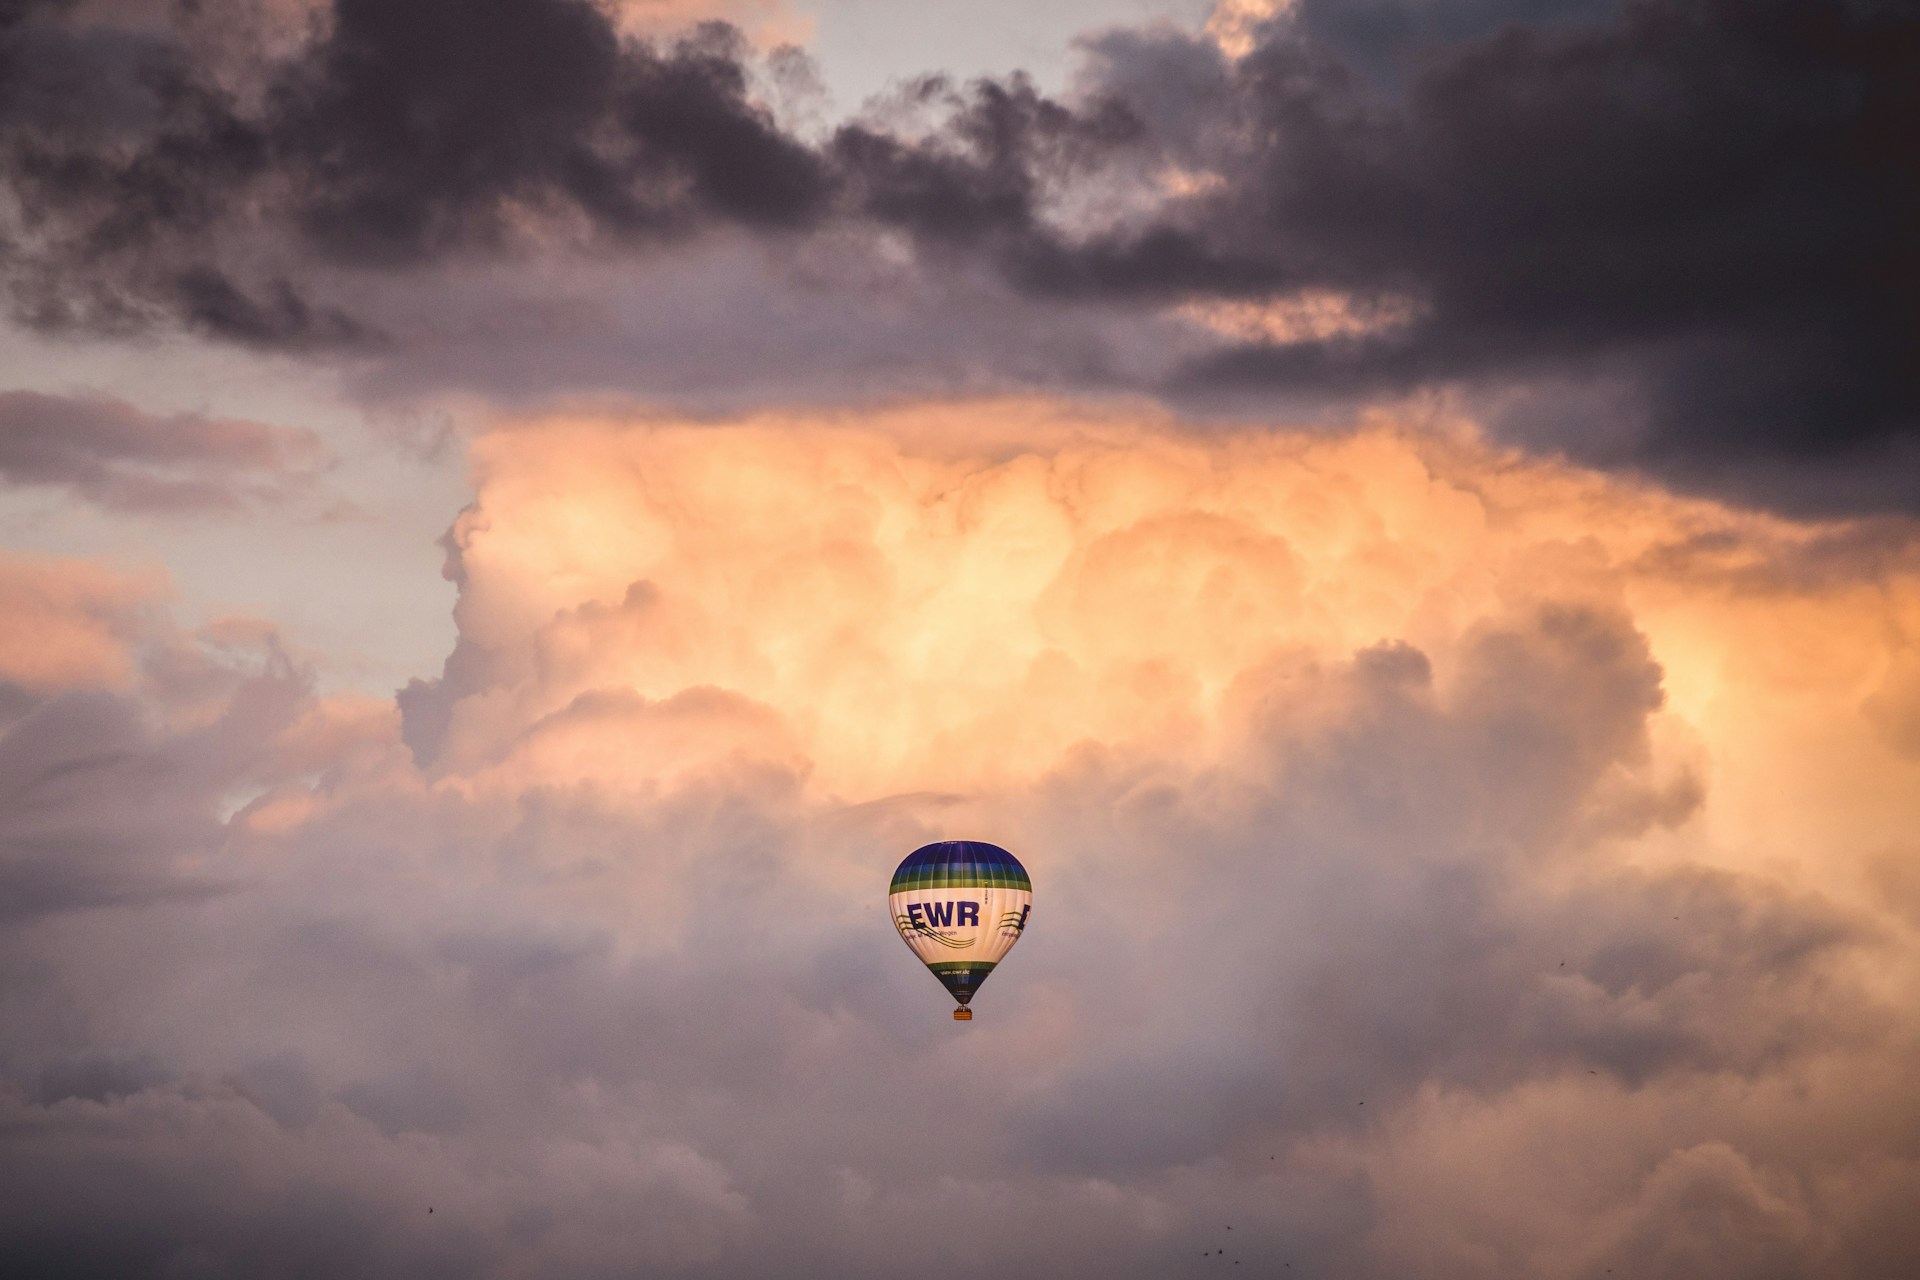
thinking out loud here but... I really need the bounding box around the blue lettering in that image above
[907,903,926,928]
[925,901,954,928]
[956,901,979,926]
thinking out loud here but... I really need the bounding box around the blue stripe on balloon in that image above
[888,840,1030,894]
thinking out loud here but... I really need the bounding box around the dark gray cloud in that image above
[1286,0,1628,85]
[831,72,1139,249]
[0,389,322,510]
[1035,0,1920,514]
[2,0,1917,511]
[171,265,380,349]
[827,0,1920,516]
[0,0,839,341]
[273,0,831,265]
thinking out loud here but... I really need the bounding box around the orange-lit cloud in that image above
[8,399,1920,1277]
[1205,0,1293,60]
[422,400,1918,840]
[388,402,1920,1037]
[0,552,164,692]
[604,0,813,49]
[1175,291,1423,346]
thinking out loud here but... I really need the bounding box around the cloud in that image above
[1205,0,1294,61]
[1175,288,1422,344]
[0,551,162,694]
[831,72,1140,249]
[4,404,1917,1275]
[602,0,814,48]
[6,1,1911,514]
[0,389,324,511]
[0,1,832,309]
[273,1,830,264]
[0,572,309,928]
[1029,0,1920,511]
[170,265,381,350]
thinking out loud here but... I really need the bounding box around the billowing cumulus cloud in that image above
[4,404,1918,1276]
[3,3,1918,1274]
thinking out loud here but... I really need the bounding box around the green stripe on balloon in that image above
[887,871,1032,893]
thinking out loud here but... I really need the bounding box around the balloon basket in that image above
[953,1008,972,1021]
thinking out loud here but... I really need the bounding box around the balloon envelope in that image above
[889,840,1031,1016]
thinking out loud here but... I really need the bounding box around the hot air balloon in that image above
[889,840,1031,1021]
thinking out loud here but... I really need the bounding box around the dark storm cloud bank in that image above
[274,0,832,264]
[4,0,1919,513]
[0,0,1130,267]
[0,0,842,343]
[1141,0,1920,514]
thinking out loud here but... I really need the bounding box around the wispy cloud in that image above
[0,390,323,512]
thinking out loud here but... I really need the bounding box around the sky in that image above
[2,1,1919,1276]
